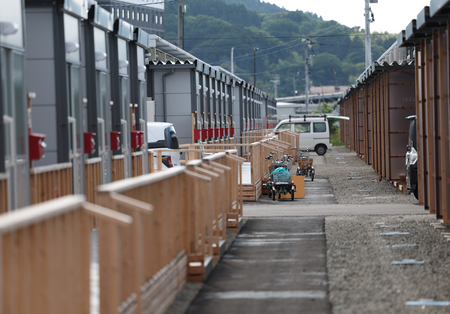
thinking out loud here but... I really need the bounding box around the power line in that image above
[101,0,176,8]
[165,33,394,41]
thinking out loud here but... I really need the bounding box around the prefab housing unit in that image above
[1,0,29,211]
[338,61,416,182]
[25,0,90,198]
[399,0,450,225]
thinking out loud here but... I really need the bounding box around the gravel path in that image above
[326,215,450,314]
[315,146,418,205]
[166,146,450,314]
[323,147,450,313]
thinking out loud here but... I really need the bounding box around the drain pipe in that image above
[162,69,175,122]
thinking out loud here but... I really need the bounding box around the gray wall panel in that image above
[33,152,58,167]
[32,106,58,152]
[166,94,191,116]
[168,115,192,146]
[26,60,56,106]
[166,70,191,93]
[25,9,54,60]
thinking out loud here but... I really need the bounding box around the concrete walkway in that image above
[185,217,331,314]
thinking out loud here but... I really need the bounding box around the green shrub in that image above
[331,138,345,146]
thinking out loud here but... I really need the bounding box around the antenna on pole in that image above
[365,0,377,68]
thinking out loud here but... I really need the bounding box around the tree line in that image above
[164,0,396,98]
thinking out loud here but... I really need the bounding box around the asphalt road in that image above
[185,217,331,314]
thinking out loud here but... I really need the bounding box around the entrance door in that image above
[67,64,84,194]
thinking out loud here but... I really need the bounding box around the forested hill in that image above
[223,0,322,20]
[223,0,285,15]
[163,0,396,98]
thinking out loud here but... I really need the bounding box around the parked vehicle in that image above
[265,152,296,201]
[405,115,418,199]
[296,151,315,181]
[274,115,349,155]
[147,122,181,168]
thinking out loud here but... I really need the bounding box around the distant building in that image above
[276,85,348,118]
[97,0,164,37]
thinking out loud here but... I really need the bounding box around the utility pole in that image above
[178,0,185,49]
[270,75,280,99]
[365,0,377,68]
[231,47,234,74]
[253,48,259,87]
[303,39,312,113]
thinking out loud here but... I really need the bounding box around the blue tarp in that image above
[270,167,290,183]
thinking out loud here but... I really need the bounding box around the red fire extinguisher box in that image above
[110,131,121,151]
[84,132,96,154]
[130,130,141,149]
[137,131,144,147]
[29,133,46,160]
[194,129,200,141]
[202,129,208,139]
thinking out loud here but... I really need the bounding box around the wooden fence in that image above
[29,163,73,205]
[0,195,132,314]
[180,134,296,201]
[85,158,103,204]
[111,155,125,182]
[132,152,144,177]
[95,151,243,314]
[0,174,7,213]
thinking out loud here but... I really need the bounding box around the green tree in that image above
[313,102,339,135]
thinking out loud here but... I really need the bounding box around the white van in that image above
[274,115,349,155]
[147,122,181,168]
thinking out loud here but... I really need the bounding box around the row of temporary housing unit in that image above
[338,0,450,225]
[0,0,276,212]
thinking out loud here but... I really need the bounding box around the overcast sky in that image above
[265,0,431,34]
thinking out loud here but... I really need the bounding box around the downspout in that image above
[162,69,175,121]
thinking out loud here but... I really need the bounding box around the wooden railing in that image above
[132,152,144,177]
[111,155,125,182]
[30,163,73,205]
[0,174,7,213]
[179,136,294,201]
[95,151,243,314]
[0,195,132,314]
[85,158,102,204]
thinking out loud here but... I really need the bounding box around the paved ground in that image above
[170,148,446,314]
[185,218,331,314]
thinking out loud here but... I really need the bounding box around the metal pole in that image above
[178,0,184,49]
[305,41,310,113]
[365,0,372,68]
[231,47,234,74]
[253,48,259,87]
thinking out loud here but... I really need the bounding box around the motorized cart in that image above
[296,151,315,181]
[265,152,296,201]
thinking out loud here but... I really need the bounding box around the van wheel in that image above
[315,145,327,155]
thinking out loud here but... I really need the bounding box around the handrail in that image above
[30,162,72,175]
[0,195,85,233]
[98,166,185,194]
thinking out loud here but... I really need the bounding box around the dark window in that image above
[313,122,326,133]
